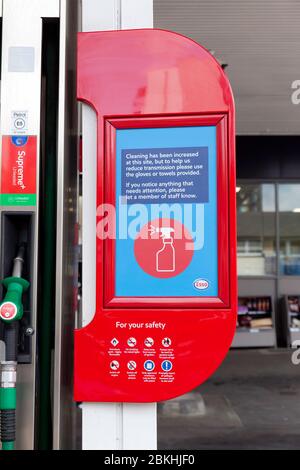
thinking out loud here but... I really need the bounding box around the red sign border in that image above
[103,114,230,309]
[75,29,237,403]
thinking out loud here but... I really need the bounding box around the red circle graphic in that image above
[134,218,194,278]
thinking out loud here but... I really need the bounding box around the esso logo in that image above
[0,302,17,321]
[193,279,209,290]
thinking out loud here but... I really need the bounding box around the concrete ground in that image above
[158,349,300,450]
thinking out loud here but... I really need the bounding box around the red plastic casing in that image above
[75,29,237,403]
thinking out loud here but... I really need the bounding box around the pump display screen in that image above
[115,125,218,297]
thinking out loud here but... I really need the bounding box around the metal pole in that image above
[81,0,157,450]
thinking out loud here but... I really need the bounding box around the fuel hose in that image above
[0,244,29,450]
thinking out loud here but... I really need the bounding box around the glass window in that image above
[237,184,276,276]
[279,184,300,276]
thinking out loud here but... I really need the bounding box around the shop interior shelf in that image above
[232,296,275,348]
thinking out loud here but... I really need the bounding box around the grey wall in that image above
[154,0,300,135]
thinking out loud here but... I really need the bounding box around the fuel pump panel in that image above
[75,29,237,402]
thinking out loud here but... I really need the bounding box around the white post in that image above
[81,0,156,451]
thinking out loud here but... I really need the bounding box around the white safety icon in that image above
[162,337,172,347]
[127,337,137,348]
[127,361,137,371]
[111,338,119,347]
[144,337,154,348]
[110,360,120,370]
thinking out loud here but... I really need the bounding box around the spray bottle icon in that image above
[149,226,175,272]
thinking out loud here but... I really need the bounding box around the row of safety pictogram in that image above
[110,359,173,372]
[111,337,172,348]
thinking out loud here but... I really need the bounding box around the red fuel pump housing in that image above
[75,29,237,403]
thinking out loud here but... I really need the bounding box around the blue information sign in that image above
[121,147,209,205]
[115,126,218,297]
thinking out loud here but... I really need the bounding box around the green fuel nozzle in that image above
[0,244,29,324]
[0,243,30,451]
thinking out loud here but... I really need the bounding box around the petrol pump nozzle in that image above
[0,244,30,324]
[0,243,30,450]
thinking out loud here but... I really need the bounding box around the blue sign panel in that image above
[115,126,218,297]
[121,147,208,205]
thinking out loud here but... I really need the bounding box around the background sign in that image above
[116,125,218,297]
